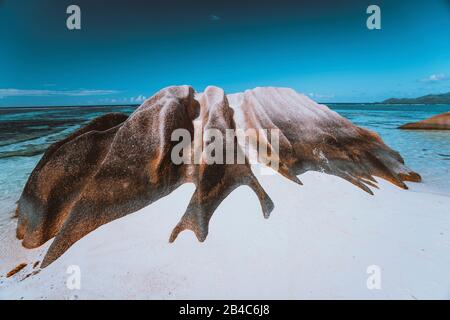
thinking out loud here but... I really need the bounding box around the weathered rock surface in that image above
[399,112,450,130]
[7,263,27,278]
[16,86,421,267]
[228,88,421,191]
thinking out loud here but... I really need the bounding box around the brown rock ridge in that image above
[16,86,421,267]
[7,263,27,278]
[399,112,450,130]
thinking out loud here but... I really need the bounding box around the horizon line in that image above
[1,101,449,109]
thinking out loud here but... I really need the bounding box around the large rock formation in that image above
[16,86,421,267]
[399,112,450,130]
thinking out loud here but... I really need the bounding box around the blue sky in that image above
[0,0,449,106]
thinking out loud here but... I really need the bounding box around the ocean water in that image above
[0,104,449,226]
[329,104,450,196]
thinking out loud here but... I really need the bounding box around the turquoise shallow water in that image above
[328,104,450,196]
[0,104,449,225]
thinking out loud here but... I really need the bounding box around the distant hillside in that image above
[383,92,450,104]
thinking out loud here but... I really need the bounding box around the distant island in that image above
[383,92,450,104]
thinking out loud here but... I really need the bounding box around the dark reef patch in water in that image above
[0,105,136,159]
[0,145,50,159]
[0,119,83,146]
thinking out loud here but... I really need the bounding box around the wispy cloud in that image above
[307,92,335,100]
[98,95,147,105]
[0,88,119,98]
[130,95,147,103]
[208,14,221,21]
[420,73,448,83]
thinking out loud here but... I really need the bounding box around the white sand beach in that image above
[1,168,449,299]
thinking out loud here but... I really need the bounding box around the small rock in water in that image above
[7,263,27,278]
[399,111,450,130]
